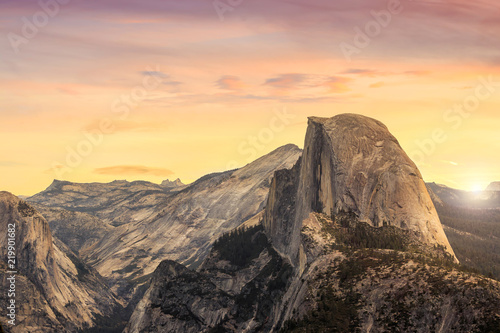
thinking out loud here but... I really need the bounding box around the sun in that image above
[470,183,484,193]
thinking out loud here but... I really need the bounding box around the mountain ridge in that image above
[27,144,302,309]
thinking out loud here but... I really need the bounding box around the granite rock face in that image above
[125,226,293,333]
[264,114,456,264]
[28,204,114,255]
[28,179,173,227]
[84,145,300,298]
[0,192,122,332]
[125,260,234,333]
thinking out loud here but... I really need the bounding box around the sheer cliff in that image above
[0,192,123,332]
[264,114,456,265]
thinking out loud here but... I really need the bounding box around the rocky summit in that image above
[264,114,456,266]
[160,178,185,189]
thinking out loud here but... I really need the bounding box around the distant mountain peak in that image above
[275,143,301,151]
[486,181,500,191]
[161,178,184,188]
[47,179,71,190]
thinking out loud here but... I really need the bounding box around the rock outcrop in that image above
[161,178,185,189]
[282,213,500,333]
[264,114,456,264]
[125,225,293,333]
[0,192,123,332]
[125,260,234,333]
[487,181,500,192]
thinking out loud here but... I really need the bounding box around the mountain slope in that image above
[426,184,500,281]
[27,145,302,307]
[283,213,500,333]
[124,224,293,333]
[0,192,123,332]
[28,180,174,227]
[427,182,500,209]
[82,144,301,298]
[126,212,500,332]
[28,204,113,255]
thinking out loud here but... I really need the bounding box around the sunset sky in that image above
[1,0,500,195]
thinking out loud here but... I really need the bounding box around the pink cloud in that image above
[264,74,307,89]
[216,76,245,90]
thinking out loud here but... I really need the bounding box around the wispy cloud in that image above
[140,70,169,79]
[58,86,80,95]
[216,75,245,90]
[341,69,429,78]
[263,73,353,93]
[93,165,174,177]
[264,73,308,89]
[341,69,381,77]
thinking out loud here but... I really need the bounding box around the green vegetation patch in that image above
[281,289,360,333]
[17,200,37,217]
[213,224,269,267]
[317,211,409,252]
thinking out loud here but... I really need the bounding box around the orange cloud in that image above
[93,165,174,177]
[322,76,352,93]
[341,69,383,77]
[216,76,245,90]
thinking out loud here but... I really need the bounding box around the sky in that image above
[1,0,499,195]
